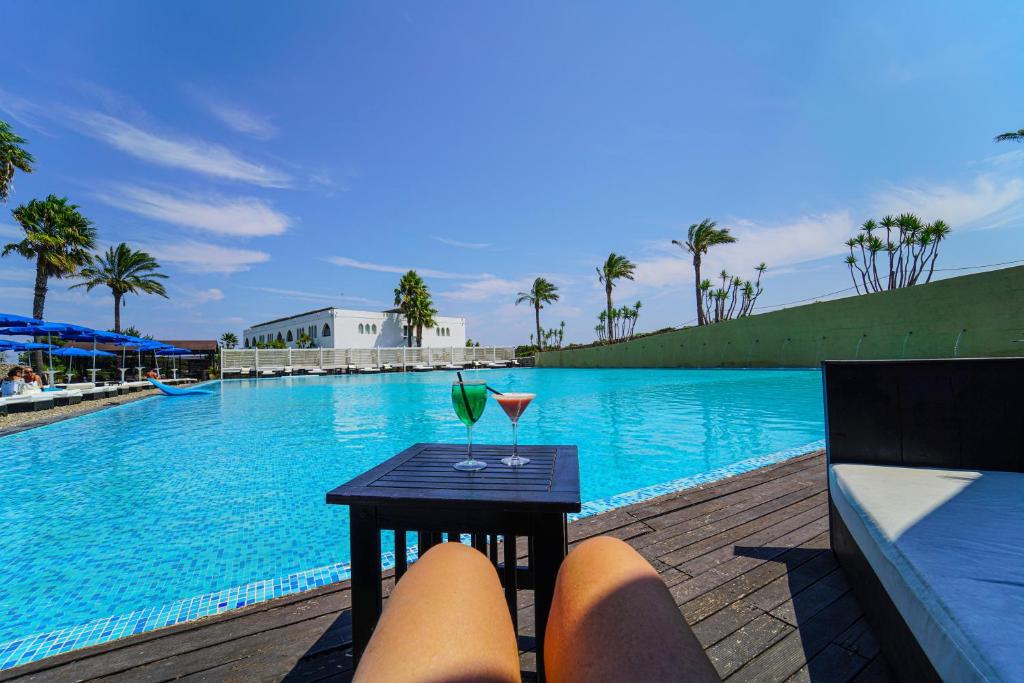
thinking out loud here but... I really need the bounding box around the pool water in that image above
[0,368,823,667]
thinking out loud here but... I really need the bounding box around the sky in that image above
[1,2,1023,345]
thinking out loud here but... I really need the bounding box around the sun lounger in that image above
[306,368,326,375]
[47,389,83,407]
[352,537,717,683]
[1,394,56,413]
[381,364,394,372]
[260,368,278,377]
[357,366,381,374]
[79,387,106,400]
[411,364,433,372]
[283,366,293,375]
[824,359,1024,682]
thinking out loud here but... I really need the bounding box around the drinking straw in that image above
[456,371,475,421]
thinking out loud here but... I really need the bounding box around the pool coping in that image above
[0,438,825,671]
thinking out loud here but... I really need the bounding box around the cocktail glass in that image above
[452,379,489,471]
[495,392,535,467]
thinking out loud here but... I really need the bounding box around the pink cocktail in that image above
[494,392,535,466]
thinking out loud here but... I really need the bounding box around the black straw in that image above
[456,371,474,421]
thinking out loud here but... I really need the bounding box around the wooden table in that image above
[327,442,581,682]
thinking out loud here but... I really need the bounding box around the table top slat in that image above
[327,443,581,512]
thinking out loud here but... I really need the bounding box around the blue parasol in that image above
[50,346,117,383]
[0,322,97,384]
[0,313,43,327]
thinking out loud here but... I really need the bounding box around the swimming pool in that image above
[0,368,824,668]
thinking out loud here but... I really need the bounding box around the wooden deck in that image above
[0,450,892,682]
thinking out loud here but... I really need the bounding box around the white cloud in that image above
[204,102,277,139]
[193,287,225,303]
[0,267,34,282]
[94,185,291,237]
[244,286,383,306]
[431,236,491,249]
[871,175,1024,230]
[165,285,225,308]
[633,211,855,289]
[438,276,534,302]
[327,256,485,280]
[69,111,290,187]
[142,241,270,274]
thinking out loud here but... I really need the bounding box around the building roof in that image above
[248,307,335,328]
[64,339,218,353]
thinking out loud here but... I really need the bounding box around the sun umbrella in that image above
[156,346,192,379]
[0,340,54,350]
[122,339,170,380]
[0,322,96,385]
[63,330,134,383]
[0,313,43,327]
[51,346,116,383]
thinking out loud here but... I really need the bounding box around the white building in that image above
[242,307,466,349]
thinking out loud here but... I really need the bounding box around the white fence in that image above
[220,346,516,376]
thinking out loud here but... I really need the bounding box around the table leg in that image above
[532,514,568,683]
[350,505,382,665]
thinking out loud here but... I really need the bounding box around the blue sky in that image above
[1,2,1023,344]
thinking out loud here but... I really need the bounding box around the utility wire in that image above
[668,256,1024,328]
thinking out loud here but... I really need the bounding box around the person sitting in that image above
[19,369,42,394]
[146,367,160,380]
[1,367,24,397]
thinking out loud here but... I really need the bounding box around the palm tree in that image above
[4,195,95,371]
[994,128,1024,143]
[408,290,437,348]
[0,120,34,203]
[515,277,560,350]
[4,195,96,321]
[596,253,636,342]
[72,243,168,332]
[673,219,736,326]
[220,332,238,349]
[394,270,427,347]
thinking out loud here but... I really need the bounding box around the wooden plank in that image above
[848,656,895,683]
[656,492,827,567]
[728,592,863,683]
[784,643,870,683]
[679,533,830,623]
[704,613,792,679]
[769,568,850,627]
[742,549,839,613]
[674,515,830,605]
[635,482,824,558]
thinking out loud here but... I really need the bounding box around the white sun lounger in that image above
[0,394,57,412]
[412,364,434,372]
[358,366,381,374]
[306,368,326,375]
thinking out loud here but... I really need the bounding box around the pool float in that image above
[147,378,213,396]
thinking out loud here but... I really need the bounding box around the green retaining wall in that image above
[537,266,1024,368]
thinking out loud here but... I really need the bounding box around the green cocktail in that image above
[451,379,488,471]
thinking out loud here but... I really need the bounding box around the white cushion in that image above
[830,463,1024,682]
